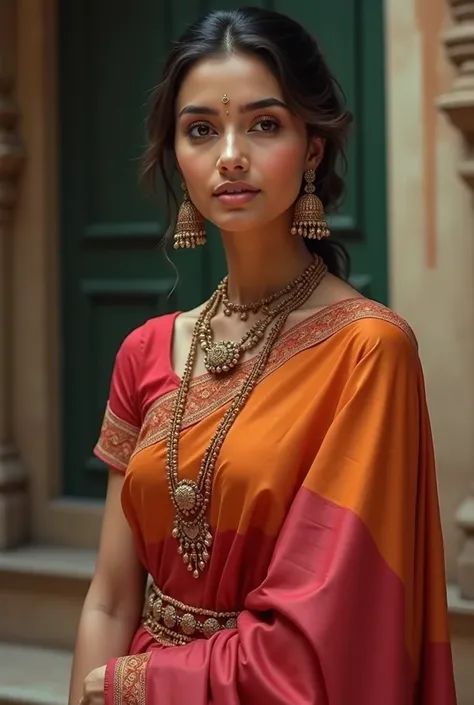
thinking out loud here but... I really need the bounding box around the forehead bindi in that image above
[176,54,284,114]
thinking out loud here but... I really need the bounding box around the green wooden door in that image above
[59,0,386,498]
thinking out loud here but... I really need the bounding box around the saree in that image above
[94,298,456,705]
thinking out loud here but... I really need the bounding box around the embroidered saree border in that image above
[94,403,140,472]
[113,653,150,705]
[132,299,416,456]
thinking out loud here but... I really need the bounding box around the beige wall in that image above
[386,0,474,582]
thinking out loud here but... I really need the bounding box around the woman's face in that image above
[174,53,322,234]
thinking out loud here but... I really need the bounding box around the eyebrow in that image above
[178,97,288,117]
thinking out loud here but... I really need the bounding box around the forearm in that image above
[68,605,138,705]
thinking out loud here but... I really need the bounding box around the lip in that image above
[213,181,261,207]
[213,181,260,196]
[215,191,259,207]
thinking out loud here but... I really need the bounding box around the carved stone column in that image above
[438,0,474,599]
[438,0,474,187]
[0,0,28,549]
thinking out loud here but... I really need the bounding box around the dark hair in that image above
[142,6,353,279]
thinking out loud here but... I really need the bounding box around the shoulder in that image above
[340,299,416,346]
[301,297,418,365]
[110,312,180,421]
[309,273,417,352]
[117,311,180,364]
[329,299,419,368]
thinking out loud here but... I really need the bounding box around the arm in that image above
[105,323,456,705]
[69,327,145,705]
[68,470,146,705]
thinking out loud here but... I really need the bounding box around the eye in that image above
[251,117,280,133]
[187,122,216,140]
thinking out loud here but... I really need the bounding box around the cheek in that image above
[261,142,305,192]
[175,141,209,191]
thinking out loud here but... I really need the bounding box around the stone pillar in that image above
[438,0,474,599]
[0,0,28,549]
[438,0,474,184]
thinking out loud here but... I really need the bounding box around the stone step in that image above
[0,642,71,705]
[0,546,95,651]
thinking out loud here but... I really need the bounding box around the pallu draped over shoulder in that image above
[94,298,457,705]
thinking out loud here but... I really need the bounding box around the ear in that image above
[305,136,325,171]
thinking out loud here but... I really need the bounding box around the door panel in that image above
[272,0,387,301]
[59,0,386,497]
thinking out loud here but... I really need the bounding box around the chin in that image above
[210,211,270,234]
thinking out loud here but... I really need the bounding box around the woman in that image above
[69,7,456,705]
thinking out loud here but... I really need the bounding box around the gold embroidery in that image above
[142,581,239,646]
[133,299,417,457]
[95,403,140,472]
[113,653,149,705]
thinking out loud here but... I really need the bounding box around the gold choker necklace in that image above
[218,265,314,320]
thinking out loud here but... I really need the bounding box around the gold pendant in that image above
[204,340,241,374]
[174,479,200,513]
[171,480,213,578]
[172,515,213,579]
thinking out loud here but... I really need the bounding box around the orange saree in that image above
[94,299,456,705]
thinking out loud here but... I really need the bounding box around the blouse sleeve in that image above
[93,327,143,473]
[104,323,456,705]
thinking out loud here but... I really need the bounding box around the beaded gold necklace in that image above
[198,258,322,375]
[166,256,327,578]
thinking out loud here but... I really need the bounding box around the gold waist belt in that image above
[143,582,240,646]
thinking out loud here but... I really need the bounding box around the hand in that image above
[81,665,106,705]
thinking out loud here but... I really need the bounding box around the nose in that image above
[216,132,249,173]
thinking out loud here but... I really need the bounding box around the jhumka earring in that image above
[173,183,207,249]
[291,169,330,240]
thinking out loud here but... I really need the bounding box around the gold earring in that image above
[174,183,207,249]
[291,170,330,240]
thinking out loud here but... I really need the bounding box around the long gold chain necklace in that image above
[166,257,327,578]
[199,258,321,375]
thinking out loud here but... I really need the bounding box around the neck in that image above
[221,215,315,305]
